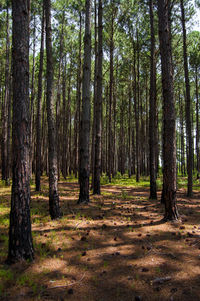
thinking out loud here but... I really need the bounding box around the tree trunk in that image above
[158,0,179,220]
[62,57,67,179]
[93,0,103,195]
[45,0,61,219]
[7,0,34,263]
[56,11,65,181]
[5,2,11,186]
[74,12,82,178]
[108,3,114,183]
[180,0,193,196]
[30,12,36,179]
[149,0,157,199]
[78,0,91,204]
[91,0,98,191]
[35,4,45,191]
[195,67,199,174]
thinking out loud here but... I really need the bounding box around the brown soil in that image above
[1,180,200,301]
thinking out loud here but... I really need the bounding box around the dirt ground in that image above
[1,179,200,301]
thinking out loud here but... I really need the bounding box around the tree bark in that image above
[78,0,91,204]
[195,67,199,174]
[30,12,36,178]
[74,12,82,178]
[180,0,193,197]
[7,0,34,263]
[108,2,114,183]
[149,0,157,199]
[45,0,61,219]
[93,0,103,195]
[5,2,11,186]
[158,0,179,220]
[35,4,45,191]
[91,0,98,191]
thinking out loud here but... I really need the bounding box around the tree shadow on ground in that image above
[1,181,200,300]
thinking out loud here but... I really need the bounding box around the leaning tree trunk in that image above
[180,0,193,197]
[93,0,103,195]
[7,0,34,263]
[158,0,179,221]
[45,0,61,219]
[78,0,91,204]
[149,0,157,199]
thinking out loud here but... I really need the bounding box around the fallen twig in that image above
[47,272,86,290]
[152,276,171,285]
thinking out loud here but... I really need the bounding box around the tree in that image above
[93,0,103,195]
[45,0,62,218]
[180,0,193,197]
[7,0,34,263]
[149,0,157,200]
[78,0,92,203]
[35,3,45,192]
[158,0,179,220]
[188,32,200,174]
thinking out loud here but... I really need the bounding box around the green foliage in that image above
[0,267,14,296]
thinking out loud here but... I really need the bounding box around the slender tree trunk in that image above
[180,0,193,196]
[158,0,179,220]
[128,87,132,178]
[7,0,34,263]
[56,11,65,181]
[62,57,67,179]
[179,91,185,176]
[195,67,199,174]
[91,0,97,191]
[93,0,103,195]
[108,4,114,183]
[78,0,91,204]
[35,4,45,191]
[45,0,61,219]
[149,0,157,199]
[74,12,82,178]
[30,12,36,178]
[5,2,11,186]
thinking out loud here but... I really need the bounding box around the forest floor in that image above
[1,176,200,301]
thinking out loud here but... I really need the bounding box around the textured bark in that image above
[133,45,140,182]
[1,4,9,182]
[93,0,103,195]
[128,88,132,178]
[158,0,179,220]
[180,0,193,197]
[56,11,65,180]
[179,91,186,176]
[149,0,157,199]
[35,4,45,191]
[7,0,34,263]
[195,67,200,173]
[30,12,36,178]
[74,12,82,178]
[91,0,98,191]
[62,57,67,179]
[5,2,11,186]
[108,2,114,183]
[136,30,141,181]
[78,0,91,204]
[45,0,61,219]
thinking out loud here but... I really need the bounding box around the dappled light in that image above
[1,177,200,300]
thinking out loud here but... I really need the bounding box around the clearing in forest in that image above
[0,176,200,301]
